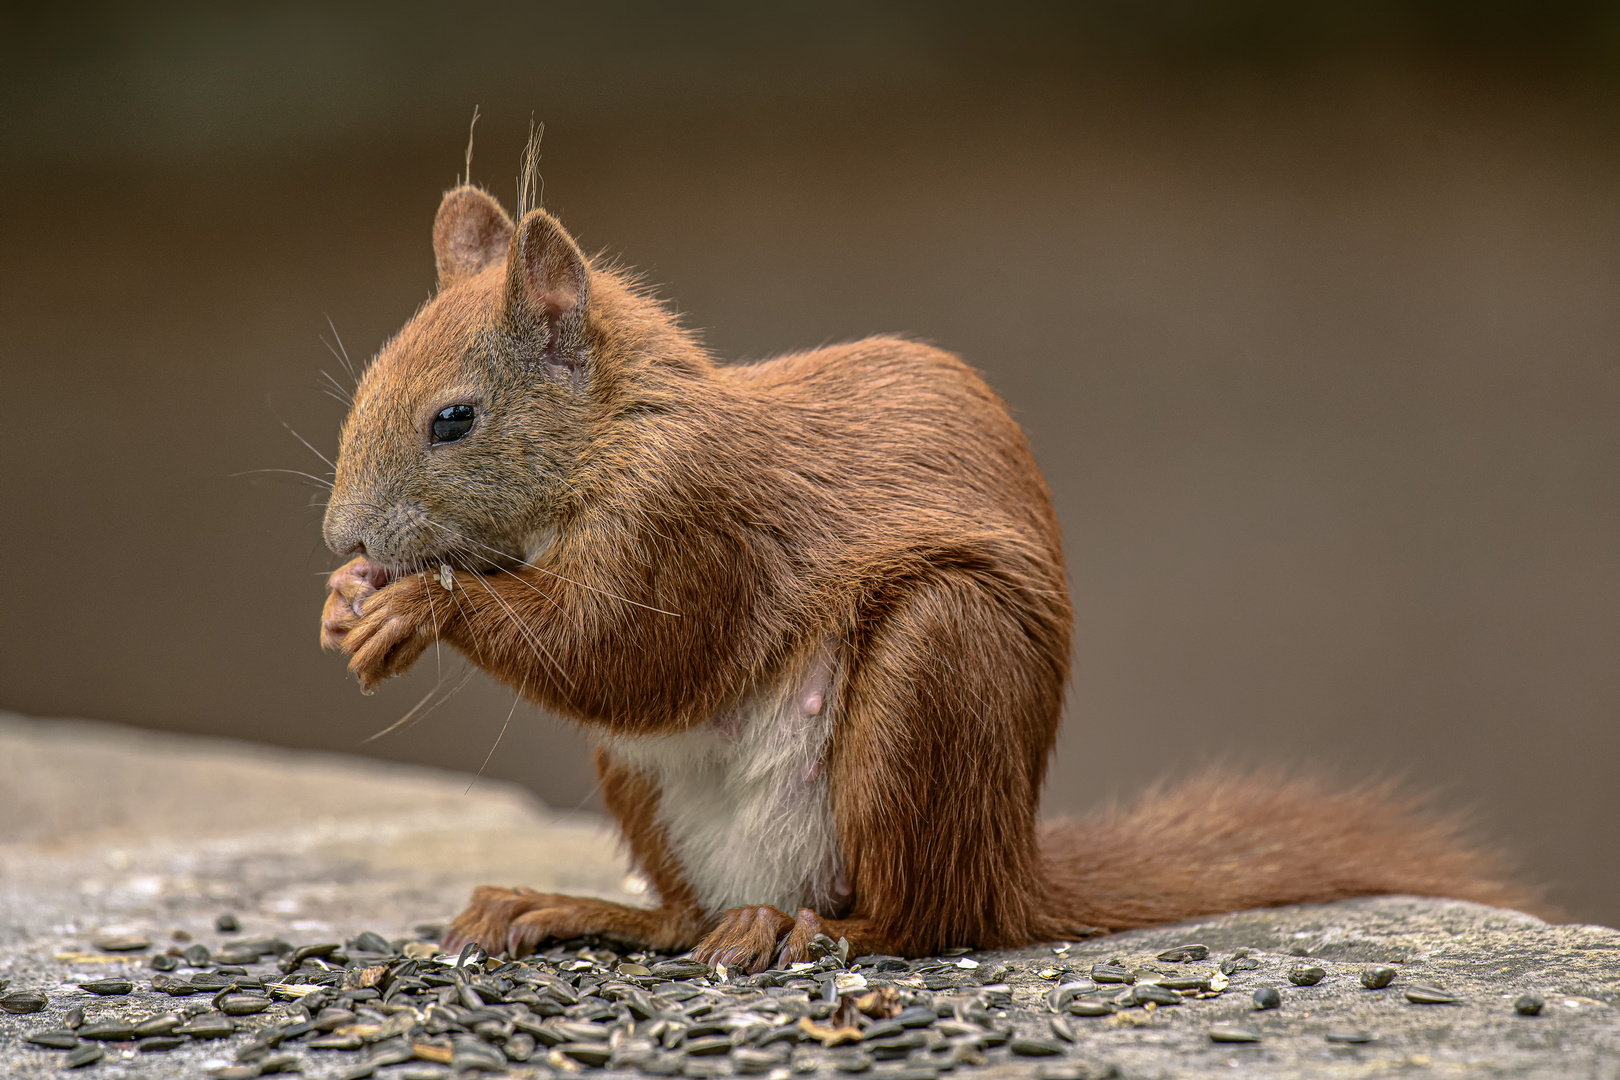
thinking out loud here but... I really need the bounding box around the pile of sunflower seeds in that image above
[0,921,1544,1079]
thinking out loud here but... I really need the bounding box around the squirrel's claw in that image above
[320,556,391,651]
[339,572,435,691]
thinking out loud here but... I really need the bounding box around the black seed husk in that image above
[134,1014,182,1037]
[1,989,49,1013]
[1130,984,1180,1006]
[1010,1036,1067,1056]
[65,1043,105,1068]
[1360,966,1397,989]
[93,935,152,953]
[80,978,134,996]
[25,1029,80,1049]
[1155,944,1209,962]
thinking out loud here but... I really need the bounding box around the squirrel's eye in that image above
[431,404,476,444]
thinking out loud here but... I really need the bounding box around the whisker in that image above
[318,368,354,406]
[468,674,525,795]
[359,664,474,744]
[281,421,338,472]
[419,519,569,620]
[324,314,357,381]
[421,567,444,680]
[232,467,335,489]
[465,568,576,691]
[422,516,680,618]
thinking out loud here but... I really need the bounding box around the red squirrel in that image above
[317,183,1528,971]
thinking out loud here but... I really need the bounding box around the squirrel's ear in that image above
[433,186,515,287]
[502,208,590,368]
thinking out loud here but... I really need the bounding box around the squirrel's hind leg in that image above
[825,568,1070,957]
[443,745,714,958]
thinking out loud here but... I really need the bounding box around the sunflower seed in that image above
[1404,985,1460,1004]
[138,1035,188,1052]
[134,1014,183,1037]
[216,913,242,932]
[504,1032,537,1061]
[1514,994,1544,1016]
[1287,966,1325,986]
[183,944,213,967]
[257,1053,301,1074]
[893,1005,937,1028]
[80,978,134,996]
[866,1033,927,1060]
[1155,944,1208,962]
[1325,1029,1376,1043]
[1208,1024,1261,1043]
[220,993,273,1015]
[650,960,711,980]
[94,935,152,953]
[682,1035,734,1057]
[177,1013,238,1038]
[25,1029,80,1049]
[1010,1036,1066,1056]
[732,1046,791,1074]
[556,1041,614,1066]
[1129,984,1180,1006]
[1037,1066,1110,1080]
[1252,987,1281,1010]
[1360,966,1396,989]
[65,1043,105,1068]
[1090,964,1133,984]
[1,989,48,1013]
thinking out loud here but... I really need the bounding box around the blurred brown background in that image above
[1,3,1616,922]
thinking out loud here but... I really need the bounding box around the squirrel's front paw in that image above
[340,572,437,692]
[320,556,392,650]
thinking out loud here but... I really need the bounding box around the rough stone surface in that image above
[1,711,1615,1078]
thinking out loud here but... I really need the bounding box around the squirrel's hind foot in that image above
[444,885,698,958]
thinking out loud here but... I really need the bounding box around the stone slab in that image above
[0,712,1613,1078]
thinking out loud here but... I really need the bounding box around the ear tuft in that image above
[433,186,514,287]
[502,209,591,366]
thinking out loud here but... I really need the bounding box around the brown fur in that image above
[318,184,1532,970]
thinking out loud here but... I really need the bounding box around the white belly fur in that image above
[599,648,846,919]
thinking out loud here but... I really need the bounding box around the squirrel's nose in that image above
[321,508,369,560]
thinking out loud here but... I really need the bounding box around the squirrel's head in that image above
[323,186,605,574]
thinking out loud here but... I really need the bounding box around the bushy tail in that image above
[1040,771,1538,932]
